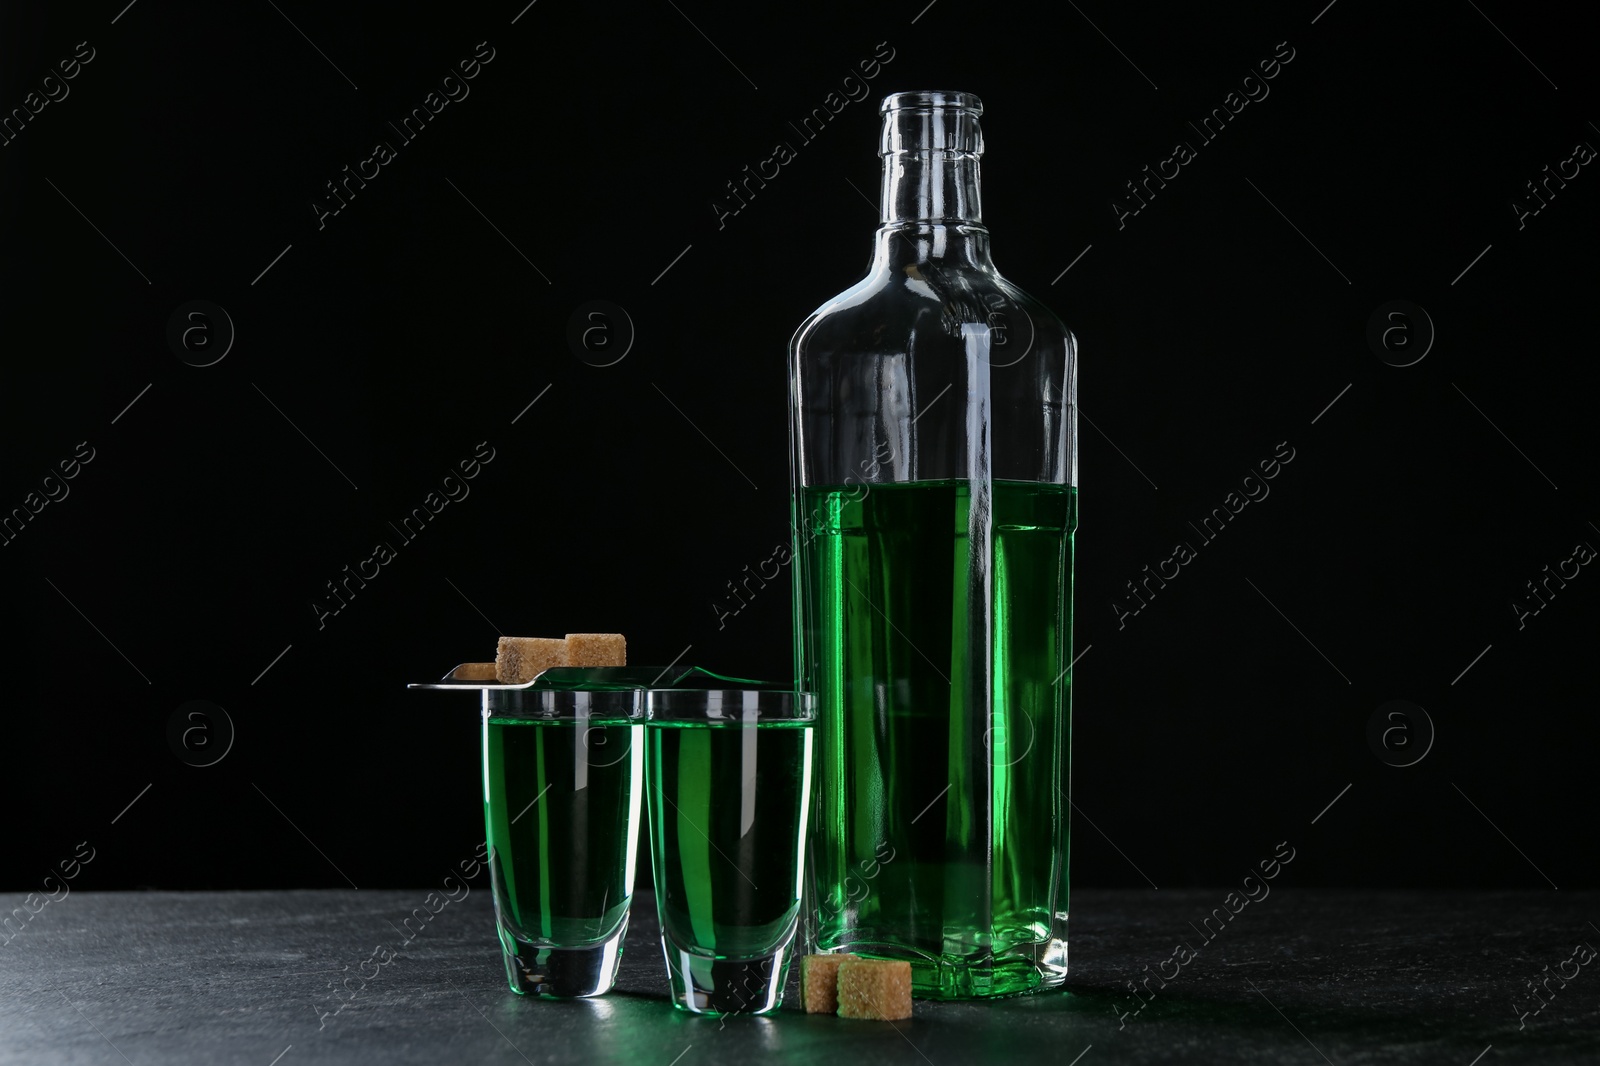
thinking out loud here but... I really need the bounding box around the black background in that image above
[2,0,1594,894]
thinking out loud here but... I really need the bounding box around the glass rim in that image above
[645,688,814,724]
[483,686,642,721]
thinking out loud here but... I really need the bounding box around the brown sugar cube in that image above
[564,633,626,667]
[454,662,499,681]
[801,953,858,1014]
[495,637,567,684]
[836,958,913,1021]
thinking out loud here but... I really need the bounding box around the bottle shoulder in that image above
[791,263,1075,356]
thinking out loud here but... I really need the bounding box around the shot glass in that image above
[481,684,644,997]
[644,687,814,1015]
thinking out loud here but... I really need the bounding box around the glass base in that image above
[500,917,627,998]
[821,937,1069,1000]
[661,933,792,1015]
[914,954,1044,1000]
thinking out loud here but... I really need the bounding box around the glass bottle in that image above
[789,90,1078,999]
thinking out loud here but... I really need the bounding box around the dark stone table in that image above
[3,890,1595,1064]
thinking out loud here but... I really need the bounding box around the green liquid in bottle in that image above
[797,478,1075,998]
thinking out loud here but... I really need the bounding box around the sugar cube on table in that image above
[836,957,913,1021]
[801,953,859,1014]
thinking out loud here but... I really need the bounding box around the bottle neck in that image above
[880,151,984,227]
[873,219,994,272]
[875,96,991,268]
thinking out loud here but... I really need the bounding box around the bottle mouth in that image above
[880,91,984,157]
[880,90,983,115]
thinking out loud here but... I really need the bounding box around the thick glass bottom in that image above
[499,917,627,998]
[660,931,793,1016]
[826,932,1068,1000]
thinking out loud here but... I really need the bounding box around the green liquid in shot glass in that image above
[647,719,812,1012]
[482,716,644,994]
